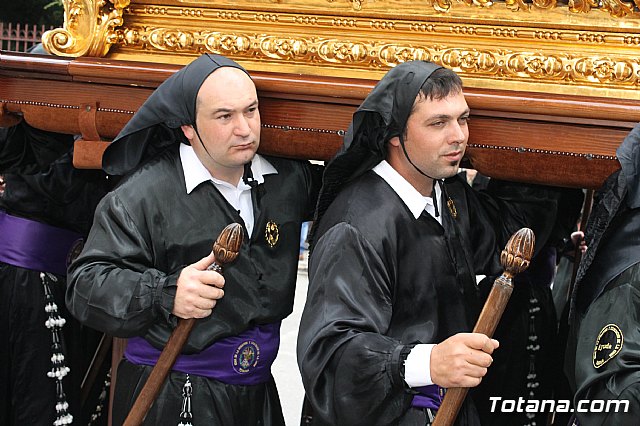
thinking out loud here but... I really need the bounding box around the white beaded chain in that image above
[41,272,73,425]
[178,374,194,426]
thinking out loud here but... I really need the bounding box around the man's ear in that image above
[181,124,195,141]
[388,135,401,147]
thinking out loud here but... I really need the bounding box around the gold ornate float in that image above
[1,4,637,424]
[42,0,640,99]
[1,0,639,191]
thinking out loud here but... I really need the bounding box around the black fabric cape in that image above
[67,145,319,424]
[564,124,640,425]
[310,60,442,245]
[0,121,107,233]
[297,171,567,426]
[102,53,249,176]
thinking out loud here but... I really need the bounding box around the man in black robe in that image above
[66,54,321,425]
[564,124,640,425]
[0,120,108,425]
[297,61,577,425]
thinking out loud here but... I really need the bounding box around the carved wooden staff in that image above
[123,223,244,426]
[432,227,535,426]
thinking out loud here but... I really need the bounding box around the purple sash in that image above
[125,322,281,386]
[411,384,445,411]
[0,210,83,276]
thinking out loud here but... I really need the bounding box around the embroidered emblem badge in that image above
[66,238,85,268]
[265,221,279,248]
[593,324,623,369]
[447,198,458,219]
[233,340,261,374]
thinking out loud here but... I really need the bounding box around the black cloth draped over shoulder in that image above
[571,123,640,318]
[102,54,249,175]
[310,61,442,244]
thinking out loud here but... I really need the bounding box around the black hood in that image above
[102,54,249,175]
[570,123,640,319]
[617,123,640,209]
[311,61,442,242]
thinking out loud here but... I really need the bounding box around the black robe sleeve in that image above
[66,191,179,337]
[572,263,640,426]
[0,121,74,174]
[298,223,412,426]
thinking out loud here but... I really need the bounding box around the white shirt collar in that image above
[372,160,441,221]
[179,143,277,194]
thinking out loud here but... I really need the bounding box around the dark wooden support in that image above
[123,223,244,426]
[432,228,535,426]
[1,52,634,189]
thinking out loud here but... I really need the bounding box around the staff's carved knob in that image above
[209,223,244,272]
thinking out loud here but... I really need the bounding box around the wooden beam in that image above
[1,52,630,188]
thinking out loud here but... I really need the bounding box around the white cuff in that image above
[404,343,435,387]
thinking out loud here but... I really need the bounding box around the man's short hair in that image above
[396,66,463,137]
[418,67,463,102]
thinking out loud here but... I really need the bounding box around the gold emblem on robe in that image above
[265,221,279,248]
[447,198,458,219]
[593,324,623,369]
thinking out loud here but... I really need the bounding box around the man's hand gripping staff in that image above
[432,227,535,426]
[123,223,244,426]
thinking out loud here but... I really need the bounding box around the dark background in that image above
[0,1,63,26]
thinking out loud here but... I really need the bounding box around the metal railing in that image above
[0,22,53,52]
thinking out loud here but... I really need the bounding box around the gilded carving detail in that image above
[319,41,369,62]
[148,29,194,51]
[568,0,598,14]
[262,37,309,59]
[48,0,640,97]
[207,34,252,55]
[432,0,455,13]
[42,0,130,57]
[168,0,640,16]
[505,0,531,11]
[378,45,431,64]
[114,26,640,91]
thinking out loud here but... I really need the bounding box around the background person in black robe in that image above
[564,124,640,426]
[66,54,321,425]
[296,61,580,425]
[473,188,584,426]
[0,119,109,426]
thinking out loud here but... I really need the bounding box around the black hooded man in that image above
[66,54,321,425]
[565,124,640,426]
[297,61,579,426]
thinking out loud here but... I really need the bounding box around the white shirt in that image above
[372,160,442,387]
[179,144,277,236]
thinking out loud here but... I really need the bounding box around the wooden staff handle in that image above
[569,189,594,296]
[432,227,535,426]
[123,223,244,426]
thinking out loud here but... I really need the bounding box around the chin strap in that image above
[242,161,258,188]
[432,179,440,218]
[193,123,258,189]
[399,134,459,219]
[193,124,216,162]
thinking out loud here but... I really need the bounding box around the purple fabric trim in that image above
[0,210,83,276]
[125,322,281,385]
[411,384,445,410]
